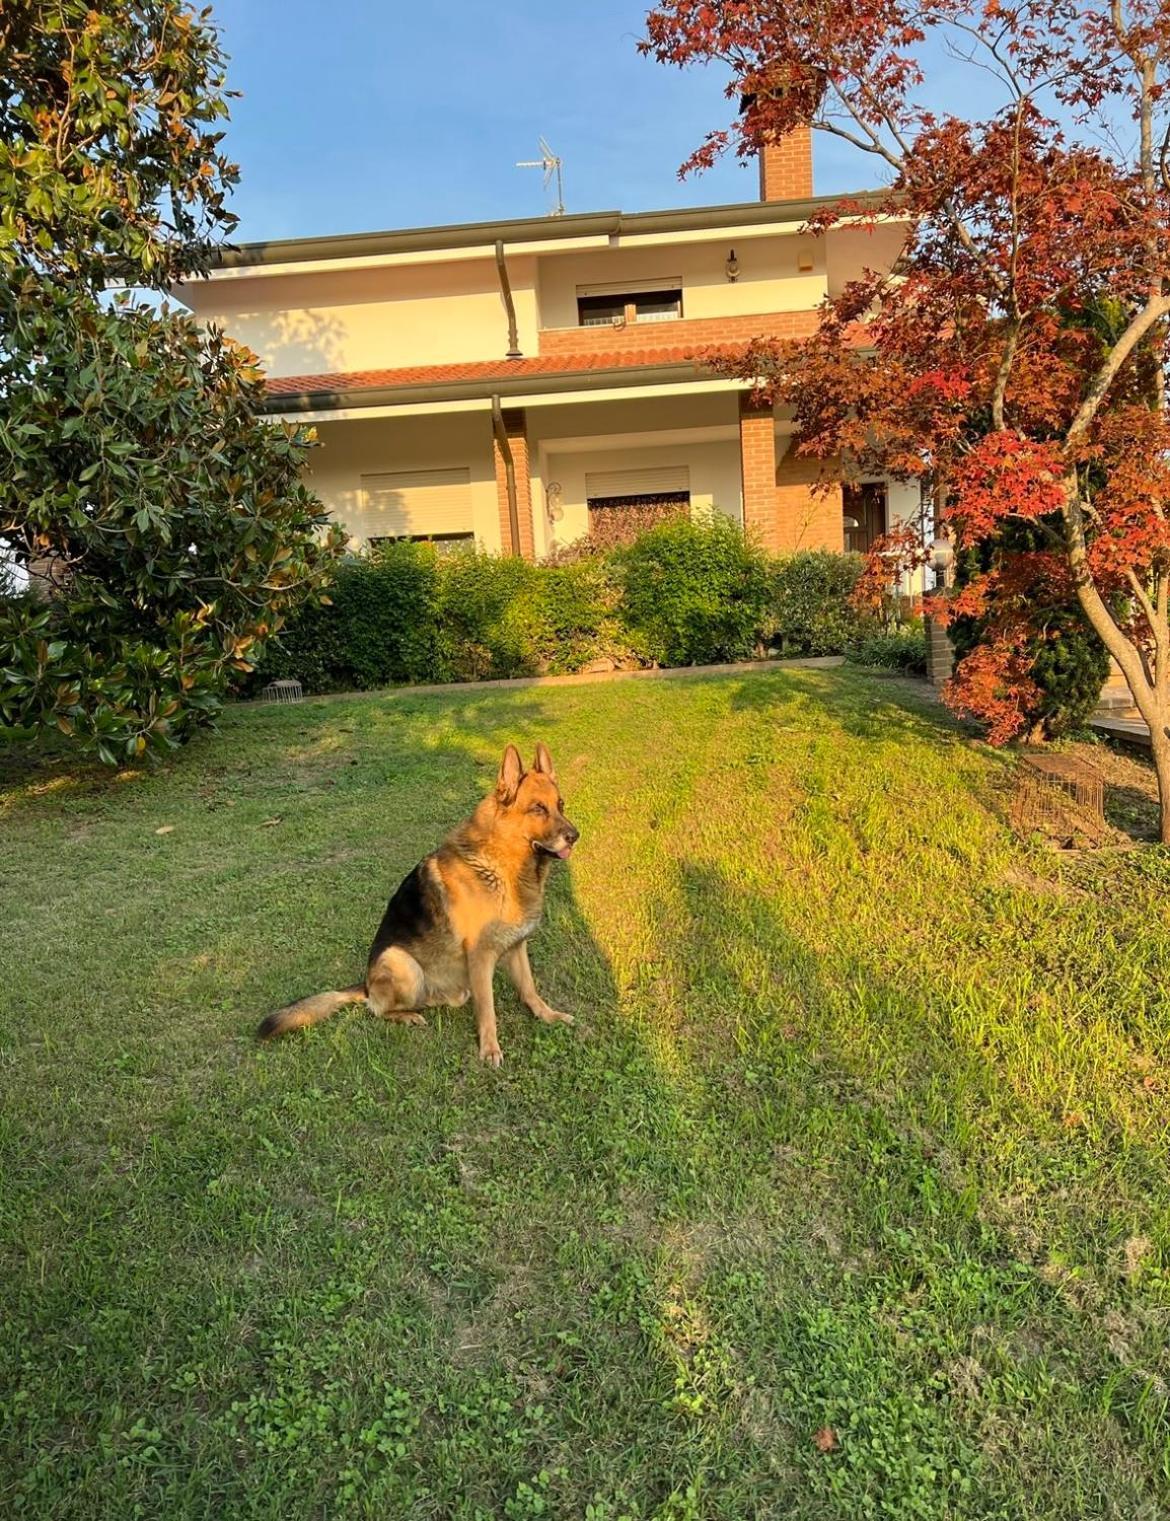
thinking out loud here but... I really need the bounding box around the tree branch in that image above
[1066,295,1170,443]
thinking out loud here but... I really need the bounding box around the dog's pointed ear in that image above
[496,743,525,802]
[532,741,557,784]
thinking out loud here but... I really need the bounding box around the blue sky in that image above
[209,0,885,242]
[209,1,1137,244]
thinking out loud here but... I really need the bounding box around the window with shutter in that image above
[359,468,474,545]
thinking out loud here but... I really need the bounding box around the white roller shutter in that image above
[359,467,473,537]
[576,276,683,297]
[585,465,690,501]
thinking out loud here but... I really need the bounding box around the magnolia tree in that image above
[0,1,342,761]
[643,0,1170,839]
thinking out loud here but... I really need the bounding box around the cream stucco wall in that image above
[825,222,909,299]
[524,392,743,556]
[300,392,749,558]
[869,475,926,596]
[305,412,502,551]
[189,256,538,378]
[532,392,742,440]
[535,234,826,331]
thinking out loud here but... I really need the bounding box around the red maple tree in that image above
[642,0,1170,840]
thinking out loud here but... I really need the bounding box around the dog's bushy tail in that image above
[257,985,367,1040]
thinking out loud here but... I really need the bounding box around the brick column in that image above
[492,407,535,558]
[925,616,955,686]
[739,394,778,551]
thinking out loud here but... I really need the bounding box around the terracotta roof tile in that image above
[264,346,742,397]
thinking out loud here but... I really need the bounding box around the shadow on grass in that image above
[633,857,1170,1518]
[1102,780,1160,842]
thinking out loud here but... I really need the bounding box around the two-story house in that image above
[176,130,915,559]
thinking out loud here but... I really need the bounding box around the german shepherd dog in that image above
[258,742,578,1066]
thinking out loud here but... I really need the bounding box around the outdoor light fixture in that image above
[797,246,814,273]
[930,534,955,572]
[725,248,740,282]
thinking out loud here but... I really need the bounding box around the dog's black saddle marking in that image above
[368,861,440,964]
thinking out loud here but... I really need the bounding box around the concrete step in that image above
[1090,714,1150,746]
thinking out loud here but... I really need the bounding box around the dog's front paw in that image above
[479,1039,503,1068]
[540,1007,575,1026]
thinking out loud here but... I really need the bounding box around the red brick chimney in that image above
[759,127,814,201]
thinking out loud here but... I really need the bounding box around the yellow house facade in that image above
[176,135,918,559]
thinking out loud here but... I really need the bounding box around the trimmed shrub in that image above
[614,514,772,666]
[258,540,441,693]
[514,558,645,674]
[948,603,1109,739]
[847,624,928,674]
[431,550,537,682]
[1025,615,1112,737]
[770,550,870,655]
[254,543,647,692]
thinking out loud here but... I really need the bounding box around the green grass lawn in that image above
[2,667,1169,1519]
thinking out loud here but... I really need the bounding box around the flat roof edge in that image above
[214,189,897,272]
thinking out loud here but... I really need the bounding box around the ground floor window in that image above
[842,482,888,554]
[359,467,473,546]
[585,491,691,549]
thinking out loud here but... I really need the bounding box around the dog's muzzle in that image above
[539,823,579,860]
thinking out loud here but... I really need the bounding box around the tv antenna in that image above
[516,136,565,216]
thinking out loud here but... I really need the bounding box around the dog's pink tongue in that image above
[556,844,573,859]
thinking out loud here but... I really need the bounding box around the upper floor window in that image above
[576,284,683,328]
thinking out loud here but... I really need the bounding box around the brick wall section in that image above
[759,128,814,201]
[538,309,817,357]
[774,451,843,551]
[739,396,779,551]
[492,407,535,558]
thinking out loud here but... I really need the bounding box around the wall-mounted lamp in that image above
[725,248,740,282]
[797,246,814,273]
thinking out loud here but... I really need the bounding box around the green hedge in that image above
[846,624,928,675]
[256,542,441,692]
[615,514,773,666]
[252,521,874,696]
[770,549,870,656]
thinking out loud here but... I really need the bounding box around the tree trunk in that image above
[1149,729,1170,845]
[1116,686,1170,842]
[1068,573,1170,840]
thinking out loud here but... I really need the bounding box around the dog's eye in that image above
[529,802,548,817]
